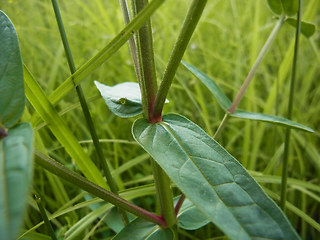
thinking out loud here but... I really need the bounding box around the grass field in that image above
[2,0,320,239]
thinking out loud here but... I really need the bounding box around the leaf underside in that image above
[95,81,143,118]
[285,18,316,38]
[113,218,174,240]
[0,122,33,240]
[176,197,210,230]
[182,61,314,133]
[266,0,299,16]
[133,114,300,240]
[0,11,25,128]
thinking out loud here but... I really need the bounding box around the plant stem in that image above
[34,151,166,227]
[213,112,230,139]
[119,0,140,78]
[174,194,185,215]
[152,161,176,228]
[51,0,128,224]
[34,194,58,240]
[228,15,285,114]
[152,0,207,120]
[131,0,176,227]
[132,0,158,121]
[280,1,302,210]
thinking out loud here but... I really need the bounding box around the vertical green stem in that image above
[152,161,176,228]
[34,195,58,240]
[119,0,140,78]
[50,0,128,224]
[132,0,158,121]
[228,15,285,114]
[131,0,176,228]
[152,0,207,120]
[280,1,302,210]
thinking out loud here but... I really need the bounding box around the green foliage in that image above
[285,18,316,38]
[176,197,210,230]
[266,0,299,16]
[0,11,33,240]
[0,11,24,128]
[182,61,314,133]
[95,81,143,118]
[114,218,174,240]
[132,114,300,239]
[0,123,33,240]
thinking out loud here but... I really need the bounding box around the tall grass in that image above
[3,0,320,239]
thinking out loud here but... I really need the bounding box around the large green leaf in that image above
[176,197,210,230]
[182,61,314,133]
[266,0,298,16]
[0,11,25,128]
[0,122,33,240]
[113,218,174,240]
[95,81,143,118]
[132,114,300,240]
[285,18,316,38]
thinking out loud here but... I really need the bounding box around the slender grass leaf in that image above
[232,110,314,133]
[113,218,174,240]
[95,81,143,117]
[286,18,316,38]
[181,61,231,110]
[23,66,108,189]
[0,122,33,240]
[266,0,298,16]
[132,114,300,240]
[0,11,25,128]
[176,197,210,230]
[183,61,314,132]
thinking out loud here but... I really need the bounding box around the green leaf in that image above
[176,197,210,230]
[286,18,316,38]
[232,110,314,133]
[266,0,298,16]
[132,114,301,240]
[113,218,174,240]
[95,81,143,118]
[181,61,231,110]
[0,122,33,240]
[23,65,108,189]
[0,11,25,128]
[183,61,314,132]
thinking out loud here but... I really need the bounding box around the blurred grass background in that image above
[2,0,320,239]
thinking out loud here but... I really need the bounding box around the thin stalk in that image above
[51,0,128,224]
[228,15,286,114]
[280,1,302,210]
[34,195,58,240]
[119,0,140,78]
[213,113,230,139]
[152,161,176,228]
[131,0,176,227]
[152,0,208,120]
[132,0,158,121]
[34,151,166,227]
[174,194,185,215]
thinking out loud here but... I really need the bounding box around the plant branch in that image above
[152,0,207,120]
[119,0,140,79]
[51,0,128,224]
[280,0,302,210]
[228,15,286,114]
[34,151,166,227]
[132,0,158,121]
[34,195,58,240]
